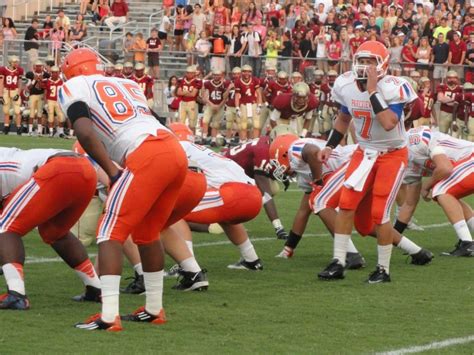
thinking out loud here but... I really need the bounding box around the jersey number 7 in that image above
[353,110,372,139]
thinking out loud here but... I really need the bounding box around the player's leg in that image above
[120,236,145,294]
[13,90,22,133]
[239,104,248,142]
[225,106,236,143]
[438,111,451,134]
[28,95,37,134]
[202,106,212,142]
[188,102,198,134]
[2,91,11,134]
[460,200,474,232]
[210,107,223,146]
[252,104,261,138]
[223,223,263,271]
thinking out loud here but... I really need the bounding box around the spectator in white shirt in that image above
[192,4,206,35]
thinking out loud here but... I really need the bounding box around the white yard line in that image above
[375,334,474,355]
[24,222,450,265]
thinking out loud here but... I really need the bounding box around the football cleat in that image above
[0,290,30,310]
[72,285,101,302]
[172,269,209,291]
[227,258,263,271]
[164,264,182,279]
[121,306,166,325]
[275,227,289,240]
[345,252,366,270]
[275,246,294,259]
[318,259,345,281]
[121,272,145,294]
[407,218,424,231]
[367,265,391,284]
[75,313,122,331]
[409,248,434,265]
[441,240,474,257]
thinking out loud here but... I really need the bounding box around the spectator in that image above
[448,31,467,78]
[466,32,474,84]
[315,26,328,72]
[387,6,398,28]
[266,2,280,30]
[195,30,211,74]
[2,17,17,42]
[91,0,110,27]
[264,30,281,69]
[230,4,242,27]
[315,3,327,24]
[253,17,266,42]
[184,24,198,65]
[431,33,450,90]
[69,19,86,42]
[433,17,451,40]
[326,31,342,72]
[123,32,134,63]
[174,6,187,52]
[163,0,174,10]
[285,4,297,31]
[340,28,351,72]
[24,19,40,71]
[422,17,436,43]
[388,35,403,77]
[462,14,474,40]
[279,31,292,74]
[132,32,146,63]
[80,0,90,15]
[183,5,193,34]
[402,36,417,75]
[391,17,409,36]
[245,2,262,24]
[243,22,262,76]
[104,0,129,30]
[50,27,65,64]
[210,25,229,72]
[192,3,206,35]
[165,76,180,115]
[298,30,314,73]
[315,0,332,14]
[146,28,162,79]
[55,9,71,36]
[228,25,243,70]
[41,15,54,39]
[415,36,431,78]
[213,0,229,30]
[349,26,364,59]
[367,15,381,35]
[158,7,172,50]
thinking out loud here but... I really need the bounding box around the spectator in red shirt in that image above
[104,0,129,30]
[402,37,417,75]
[349,26,365,58]
[326,31,342,72]
[448,31,467,78]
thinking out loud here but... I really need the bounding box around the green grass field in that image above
[0,135,473,354]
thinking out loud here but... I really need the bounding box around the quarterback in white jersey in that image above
[318,41,419,283]
[396,127,474,257]
[60,48,189,331]
[0,147,101,310]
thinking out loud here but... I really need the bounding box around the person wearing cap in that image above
[123,62,134,80]
[177,66,203,134]
[431,33,450,90]
[448,31,467,79]
[459,82,474,141]
[146,28,162,80]
[44,66,64,137]
[0,55,24,135]
[113,63,124,78]
[415,77,435,128]
[437,70,463,135]
[132,63,155,109]
[25,60,50,136]
[225,67,241,143]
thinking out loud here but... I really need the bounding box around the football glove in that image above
[12,95,19,102]
[275,227,289,240]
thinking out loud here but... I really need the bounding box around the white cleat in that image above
[275,247,293,259]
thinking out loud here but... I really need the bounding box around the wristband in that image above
[109,171,122,186]
[394,219,408,234]
[369,91,388,115]
[285,230,302,249]
[326,129,344,149]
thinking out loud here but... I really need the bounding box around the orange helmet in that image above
[72,141,86,155]
[352,40,389,80]
[61,48,104,80]
[269,134,298,182]
[169,123,194,142]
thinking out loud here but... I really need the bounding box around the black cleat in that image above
[441,240,474,257]
[345,252,366,270]
[275,227,289,240]
[72,285,101,303]
[367,265,391,284]
[120,272,145,294]
[0,290,30,310]
[410,248,434,265]
[318,259,345,280]
[172,269,209,291]
[121,306,166,325]
[227,258,263,271]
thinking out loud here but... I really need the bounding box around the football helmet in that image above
[352,40,389,80]
[169,122,194,142]
[327,70,338,86]
[61,48,104,80]
[242,65,252,80]
[104,62,114,75]
[464,82,474,91]
[446,70,459,87]
[292,82,310,111]
[50,66,60,80]
[314,69,324,85]
[34,60,44,73]
[123,62,134,76]
[212,69,223,82]
[269,134,298,182]
[8,55,19,68]
[134,63,145,78]
[277,71,288,85]
[291,72,303,84]
[185,65,196,80]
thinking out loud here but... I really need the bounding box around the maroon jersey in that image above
[114,73,125,78]
[204,79,228,105]
[437,84,462,114]
[273,93,319,120]
[177,78,202,102]
[320,83,337,107]
[224,136,272,178]
[458,92,474,118]
[44,78,63,101]
[235,77,260,104]
[226,81,237,107]
[0,66,24,90]
[309,83,323,102]
[418,91,435,118]
[133,74,154,99]
[266,80,291,106]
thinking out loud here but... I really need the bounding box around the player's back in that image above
[59,75,166,164]
[224,137,272,178]
[180,141,254,188]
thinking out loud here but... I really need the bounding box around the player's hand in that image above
[318,146,332,163]
[420,182,432,202]
[109,169,123,188]
[275,227,289,240]
[366,64,378,94]
[12,95,19,102]
[236,108,241,118]
[256,105,262,115]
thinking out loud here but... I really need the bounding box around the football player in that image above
[202,69,229,146]
[396,127,474,256]
[234,64,263,141]
[264,71,291,109]
[309,69,324,136]
[319,70,338,137]
[459,82,474,142]
[59,48,188,331]
[113,63,124,78]
[436,70,462,135]
[132,63,154,108]
[415,77,435,128]
[318,41,419,283]
[25,60,49,136]
[177,65,202,134]
[0,56,24,135]
[270,82,319,137]
[290,71,303,86]
[104,63,115,77]
[123,62,134,80]
[44,66,65,137]
[0,147,100,310]
[259,65,278,131]
[225,67,241,144]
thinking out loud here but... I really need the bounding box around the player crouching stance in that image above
[60,48,188,331]
[0,148,100,310]
[318,41,419,283]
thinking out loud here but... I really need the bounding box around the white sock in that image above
[58,127,64,134]
[69,128,74,136]
[180,257,201,273]
[238,239,259,262]
[74,259,101,288]
[397,236,421,255]
[28,124,33,133]
[100,275,121,323]
[143,270,163,315]
[185,241,194,256]
[346,238,359,253]
[467,217,474,232]
[377,244,393,274]
[272,219,283,230]
[211,137,216,142]
[334,233,350,266]
[37,124,42,134]
[2,263,25,295]
[133,263,144,276]
[453,220,473,242]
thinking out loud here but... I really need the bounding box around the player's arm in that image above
[256,85,262,106]
[301,110,313,136]
[421,153,453,199]
[318,110,351,162]
[67,102,121,182]
[269,107,281,128]
[394,182,422,233]
[301,144,323,183]
[235,89,241,115]
[255,174,279,219]
[437,90,455,104]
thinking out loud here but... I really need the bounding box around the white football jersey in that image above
[332,72,418,151]
[0,148,65,198]
[58,75,168,164]
[179,141,255,188]
[404,126,474,183]
[289,138,356,192]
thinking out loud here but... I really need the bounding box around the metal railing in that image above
[148,9,164,36]
[10,0,28,21]
[109,20,138,41]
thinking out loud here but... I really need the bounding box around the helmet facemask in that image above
[352,54,388,81]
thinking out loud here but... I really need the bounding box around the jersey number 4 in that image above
[353,110,372,139]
